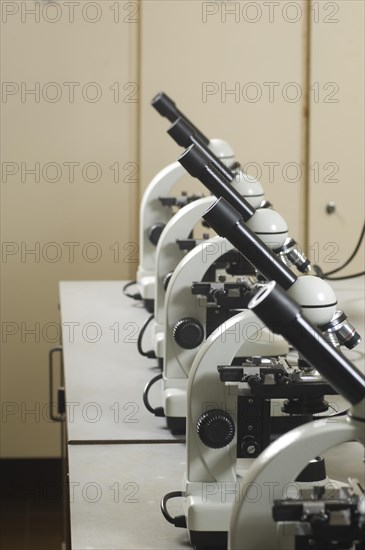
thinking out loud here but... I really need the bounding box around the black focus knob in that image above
[148,223,166,246]
[163,271,173,292]
[173,318,204,349]
[197,409,235,449]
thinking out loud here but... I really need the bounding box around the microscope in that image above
[229,281,365,550]
[136,93,259,312]
[159,158,360,548]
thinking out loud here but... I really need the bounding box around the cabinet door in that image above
[1,2,139,456]
[308,0,364,275]
[140,0,307,244]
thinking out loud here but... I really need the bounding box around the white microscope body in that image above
[153,196,216,364]
[153,175,265,365]
[136,139,240,311]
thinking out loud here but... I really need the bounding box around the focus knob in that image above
[148,223,166,246]
[173,317,204,349]
[197,409,235,449]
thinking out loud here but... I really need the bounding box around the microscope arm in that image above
[163,237,237,381]
[228,417,361,550]
[138,161,186,275]
[186,309,288,484]
[154,196,215,348]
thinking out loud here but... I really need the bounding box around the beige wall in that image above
[140,0,307,245]
[308,0,365,274]
[1,0,364,457]
[1,1,139,457]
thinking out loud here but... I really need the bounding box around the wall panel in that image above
[140,0,307,244]
[308,0,364,275]
[1,1,139,456]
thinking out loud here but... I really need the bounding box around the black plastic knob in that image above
[241,436,261,457]
[172,317,204,349]
[197,409,235,449]
[163,271,173,292]
[148,223,166,246]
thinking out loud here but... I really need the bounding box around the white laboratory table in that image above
[68,443,189,550]
[60,277,365,550]
[59,281,184,443]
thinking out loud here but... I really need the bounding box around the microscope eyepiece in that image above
[248,280,300,326]
[152,92,210,145]
[203,195,242,236]
[179,146,255,221]
[151,92,178,122]
[168,118,197,148]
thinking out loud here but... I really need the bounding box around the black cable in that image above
[137,314,156,359]
[123,280,142,300]
[323,221,365,277]
[324,271,365,281]
[160,492,187,528]
[142,373,165,417]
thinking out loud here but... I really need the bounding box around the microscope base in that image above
[190,530,226,550]
[143,299,154,313]
[184,480,245,550]
[164,385,188,434]
[166,416,186,435]
[136,273,155,312]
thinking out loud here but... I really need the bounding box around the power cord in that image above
[313,222,365,281]
[324,271,365,281]
[137,314,156,359]
[143,373,165,417]
[123,280,142,300]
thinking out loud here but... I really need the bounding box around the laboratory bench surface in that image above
[68,443,189,550]
[59,280,184,443]
[59,277,365,550]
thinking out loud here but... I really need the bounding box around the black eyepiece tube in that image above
[170,120,234,181]
[249,281,365,406]
[167,118,198,148]
[203,195,296,290]
[151,92,210,146]
[179,144,255,221]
